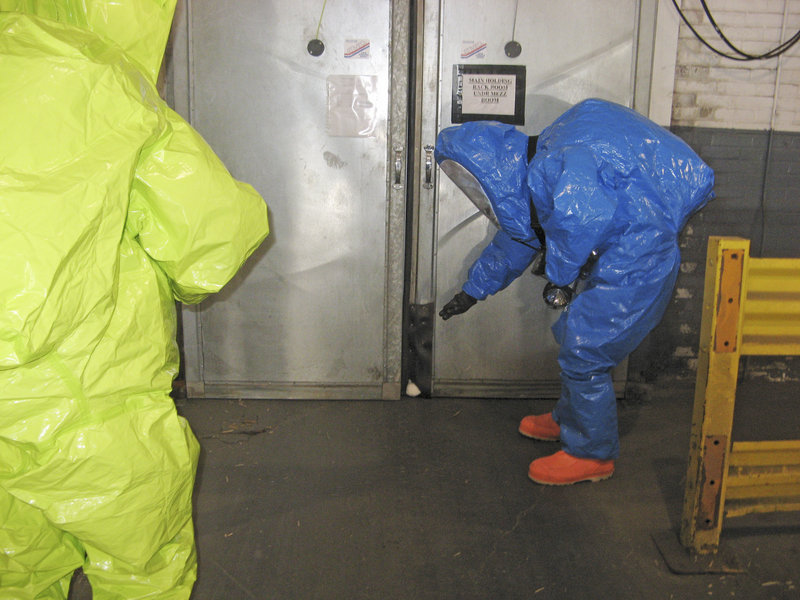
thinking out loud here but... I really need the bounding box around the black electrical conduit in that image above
[671,0,800,61]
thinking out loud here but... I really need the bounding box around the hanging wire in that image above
[505,0,522,57]
[307,0,328,56]
[671,0,800,61]
[315,0,329,40]
[511,0,519,41]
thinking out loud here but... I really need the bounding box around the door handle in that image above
[424,144,434,189]
[393,146,403,189]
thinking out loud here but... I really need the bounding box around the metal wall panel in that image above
[181,0,407,399]
[417,0,639,396]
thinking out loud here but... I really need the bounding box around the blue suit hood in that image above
[435,121,537,244]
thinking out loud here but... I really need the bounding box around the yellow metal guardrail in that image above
[680,236,800,554]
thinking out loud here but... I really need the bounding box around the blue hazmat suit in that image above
[435,99,714,460]
[0,1,269,597]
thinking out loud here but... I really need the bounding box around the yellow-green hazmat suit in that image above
[0,1,270,597]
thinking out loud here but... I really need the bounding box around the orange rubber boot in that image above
[518,412,560,441]
[528,450,615,485]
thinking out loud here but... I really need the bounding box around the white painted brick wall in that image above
[672,0,800,131]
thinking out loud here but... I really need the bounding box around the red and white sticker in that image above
[345,39,370,59]
[461,41,487,60]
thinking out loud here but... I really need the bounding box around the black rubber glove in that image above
[530,249,546,278]
[578,250,599,280]
[542,282,574,310]
[439,291,477,320]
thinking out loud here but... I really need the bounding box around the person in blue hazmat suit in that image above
[435,98,714,485]
[0,1,269,597]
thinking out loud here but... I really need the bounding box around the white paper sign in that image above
[461,74,516,116]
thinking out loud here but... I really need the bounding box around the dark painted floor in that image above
[72,381,799,599]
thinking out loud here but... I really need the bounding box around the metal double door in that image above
[174,0,642,400]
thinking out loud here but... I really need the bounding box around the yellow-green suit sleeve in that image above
[129,108,269,304]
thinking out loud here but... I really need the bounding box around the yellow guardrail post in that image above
[680,236,749,554]
[679,237,800,556]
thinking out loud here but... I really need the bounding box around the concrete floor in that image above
[71,381,799,599]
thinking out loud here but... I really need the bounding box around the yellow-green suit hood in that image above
[0,0,176,82]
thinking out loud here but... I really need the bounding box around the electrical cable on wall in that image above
[307,0,328,56]
[671,0,800,61]
[505,0,522,58]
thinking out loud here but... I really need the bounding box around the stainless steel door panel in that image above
[182,0,404,398]
[424,0,638,396]
[438,0,639,131]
